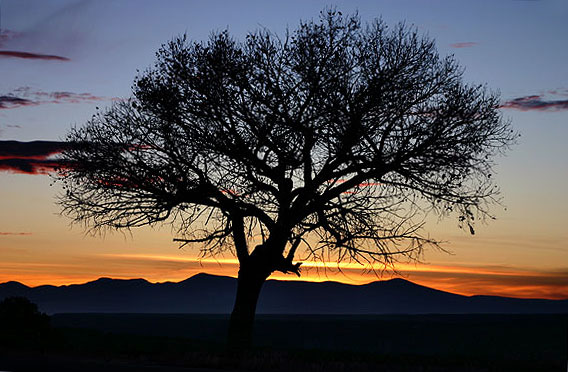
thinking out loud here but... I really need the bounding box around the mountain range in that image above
[1,273,566,314]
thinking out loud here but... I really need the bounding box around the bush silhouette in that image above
[0,296,51,349]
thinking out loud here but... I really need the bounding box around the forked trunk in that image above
[227,262,270,350]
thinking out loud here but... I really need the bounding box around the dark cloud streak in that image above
[0,95,36,109]
[0,88,107,110]
[0,50,70,61]
[0,158,66,175]
[501,95,568,111]
[0,140,68,175]
[0,140,68,158]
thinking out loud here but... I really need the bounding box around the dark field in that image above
[1,313,566,371]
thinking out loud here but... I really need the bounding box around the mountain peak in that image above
[0,280,30,290]
[79,277,150,288]
[190,272,227,280]
[179,272,237,287]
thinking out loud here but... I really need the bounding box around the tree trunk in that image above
[227,261,270,350]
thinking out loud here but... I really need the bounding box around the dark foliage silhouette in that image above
[56,10,517,348]
[0,296,50,349]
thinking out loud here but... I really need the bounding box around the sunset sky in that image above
[1,0,567,300]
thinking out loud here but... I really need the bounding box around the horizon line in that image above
[2,271,567,302]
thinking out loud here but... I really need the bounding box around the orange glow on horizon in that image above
[2,253,566,300]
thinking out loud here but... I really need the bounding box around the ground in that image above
[0,314,565,371]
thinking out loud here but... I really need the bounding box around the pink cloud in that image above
[40,91,106,104]
[449,42,478,48]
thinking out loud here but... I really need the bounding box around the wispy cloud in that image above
[30,91,105,104]
[0,232,32,236]
[404,266,568,300]
[0,95,36,109]
[547,89,568,97]
[449,42,478,48]
[0,140,68,175]
[0,50,70,61]
[0,30,22,47]
[501,95,568,111]
[0,88,107,110]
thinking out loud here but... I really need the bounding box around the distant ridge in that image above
[1,273,566,314]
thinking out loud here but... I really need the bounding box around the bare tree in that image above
[57,10,517,348]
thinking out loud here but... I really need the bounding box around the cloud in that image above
[0,140,68,158]
[32,91,106,104]
[0,50,70,61]
[547,89,568,97]
[0,140,68,175]
[404,266,568,300]
[0,124,22,138]
[0,88,107,110]
[0,30,22,47]
[0,95,36,109]
[501,95,568,111]
[0,158,66,175]
[449,42,478,48]
[0,232,32,236]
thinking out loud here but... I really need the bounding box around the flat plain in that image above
[1,313,564,371]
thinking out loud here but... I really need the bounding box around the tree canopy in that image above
[57,9,516,346]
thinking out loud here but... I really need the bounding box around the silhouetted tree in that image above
[57,10,517,348]
[0,296,50,349]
